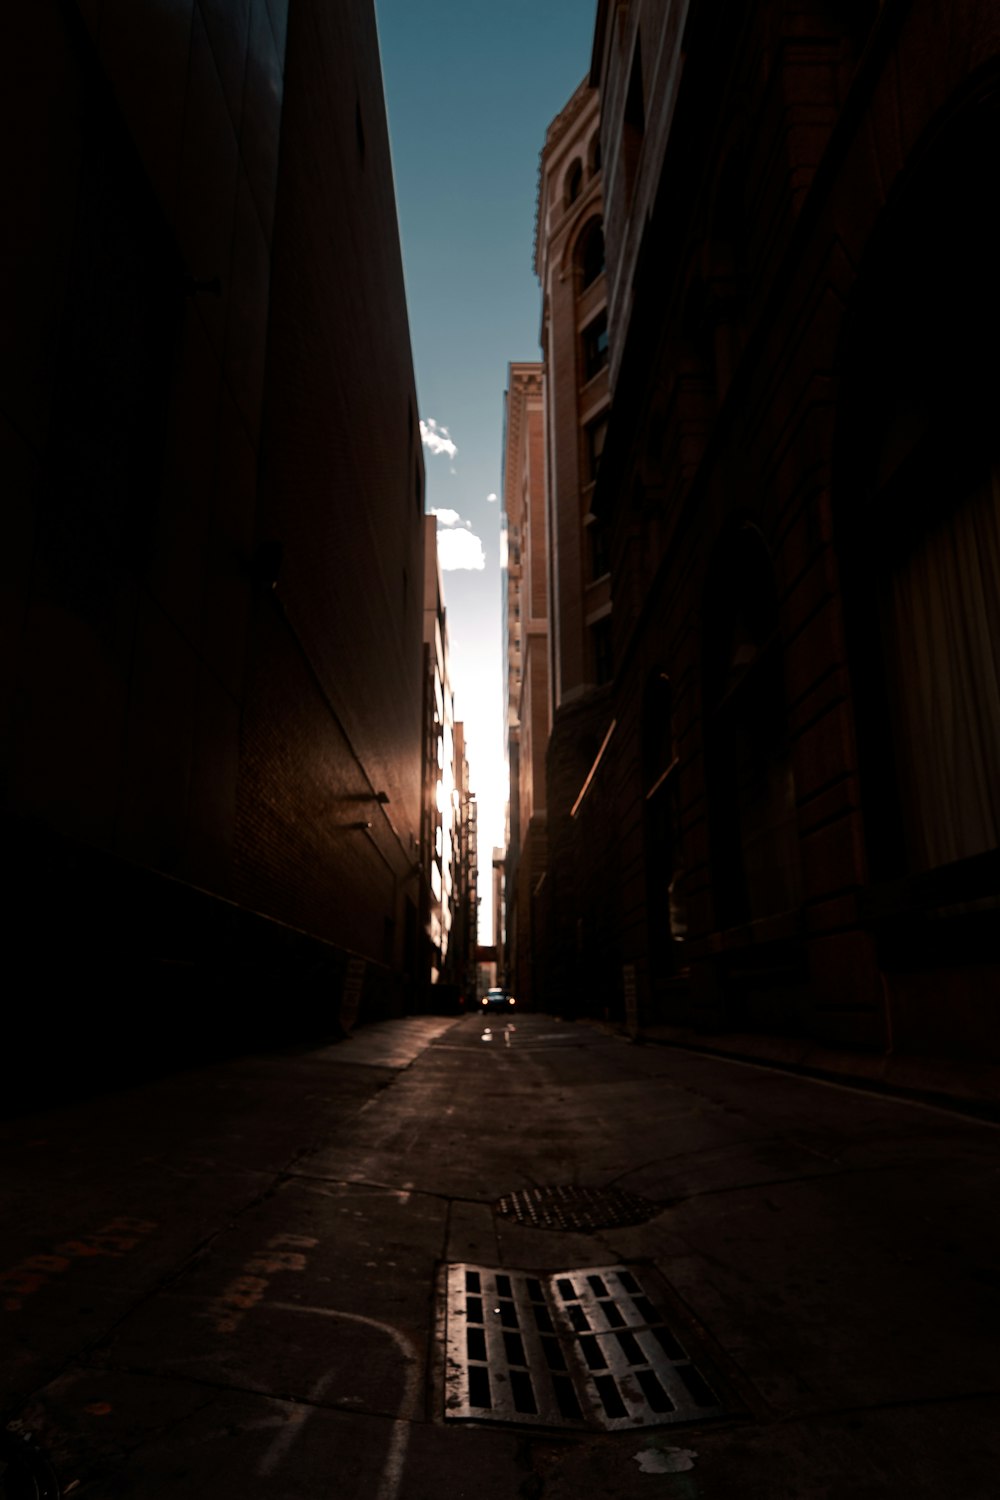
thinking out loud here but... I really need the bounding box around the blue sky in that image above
[375,1,596,937]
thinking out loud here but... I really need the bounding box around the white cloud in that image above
[486,492,498,503]
[437,527,486,571]
[420,418,458,460]
[430,507,462,527]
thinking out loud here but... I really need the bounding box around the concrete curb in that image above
[572,1019,1000,1121]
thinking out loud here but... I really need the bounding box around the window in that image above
[878,470,1000,876]
[578,220,605,290]
[592,616,613,684]
[589,520,610,581]
[585,414,608,482]
[833,83,1000,926]
[582,311,609,382]
[565,159,583,207]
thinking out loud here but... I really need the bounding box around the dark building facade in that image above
[502,363,549,1009]
[2,0,426,1081]
[441,722,479,1008]
[546,0,1000,1068]
[533,81,619,1021]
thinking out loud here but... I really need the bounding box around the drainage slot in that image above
[497,1301,519,1328]
[568,1306,591,1332]
[509,1370,538,1415]
[503,1331,527,1367]
[599,1299,625,1328]
[553,1375,582,1420]
[526,1278,544,1302]
[466,1296,484,1323]
[652,1325,686,1360]
[533,1304,554,1334]
[495,1274,513,1298]
[541,1337,566,1371]
[467,1327,486,1361]
[677,1363,717,1407]
[468,1365,491,1409]
[618,1270,640,1294]
[594,1375,628,1419]
[578,1336,608,1371]
[587,1274,609,1296]
[637,1369,675,1413]
[465,1271,481,1293]
[632,1295,659,1323]
[557,1278,578,1300]
[615,1330,645,1365]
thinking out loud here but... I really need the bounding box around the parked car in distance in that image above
[482,988,515,1011]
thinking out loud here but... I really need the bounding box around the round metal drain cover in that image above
[495,1184,661,1231]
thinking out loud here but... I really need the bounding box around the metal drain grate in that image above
[444,1263,733,1431]
[495,1184,660,1231]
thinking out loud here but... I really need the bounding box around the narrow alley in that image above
[2,1014,997,1497]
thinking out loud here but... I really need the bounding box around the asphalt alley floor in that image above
[1,1011,998,1499]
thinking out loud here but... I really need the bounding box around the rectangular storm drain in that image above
[443,1263,734,1431]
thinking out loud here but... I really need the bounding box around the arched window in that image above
[588,130,602,176]
[564,159,583,208]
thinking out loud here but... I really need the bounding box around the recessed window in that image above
[592,617,613,684]
[582,311,609,382]
[585,415,608,482]
[578,219,605,290]
[589,520,610,581]
[565,159,583,207]
[877,462,1000,878]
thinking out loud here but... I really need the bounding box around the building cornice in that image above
[533,77,597,277]
[542,75,593,156]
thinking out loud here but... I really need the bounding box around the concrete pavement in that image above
[1,1011,998,1498]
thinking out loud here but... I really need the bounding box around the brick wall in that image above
[590,0,1000,1058]
[0,0,425,1058]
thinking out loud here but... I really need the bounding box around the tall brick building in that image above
[2,0,426,1079]
[533,81,617,1019]
[502,363,549,1007]
[528,0,1000,1072]
[421,518,477,1006]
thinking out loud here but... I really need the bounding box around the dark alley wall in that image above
[0,0,424,1083]
[553,0,1000,1064]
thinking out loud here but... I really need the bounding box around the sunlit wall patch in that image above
[442,1263,738,1431]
